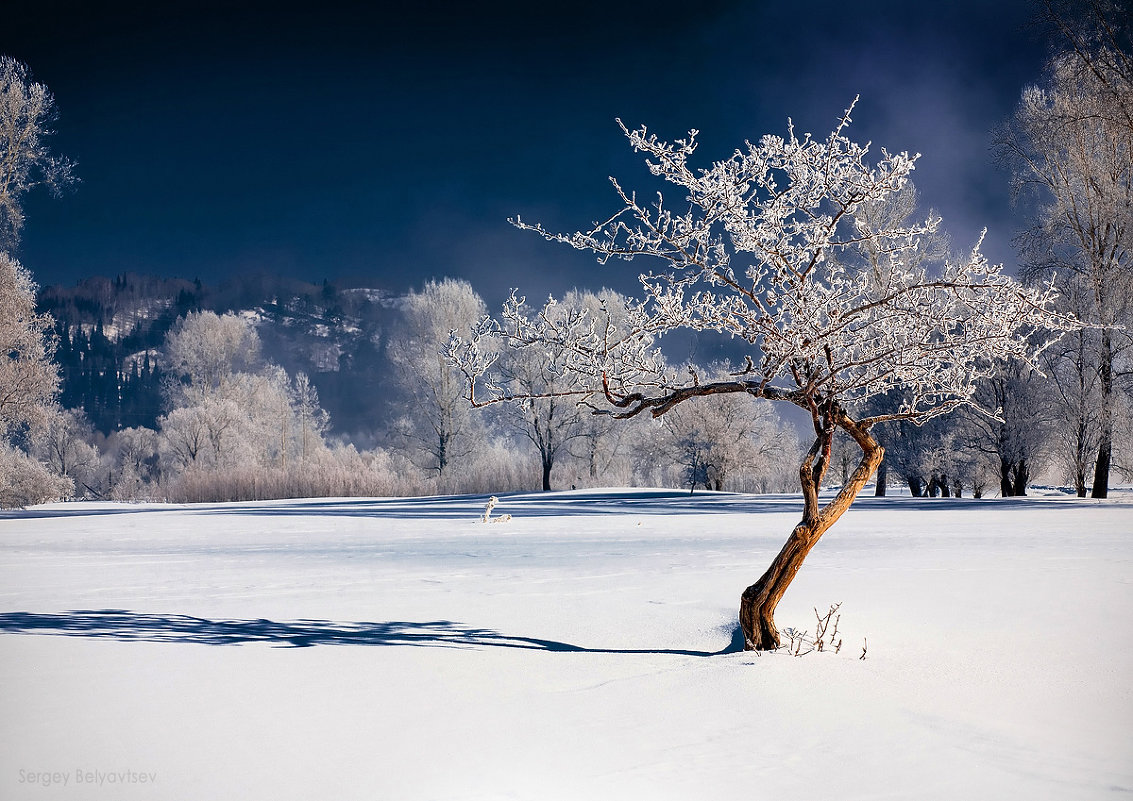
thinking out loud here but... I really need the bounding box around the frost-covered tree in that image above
[291,372,329,463]
[31,406,101,498]
[160,370,295,472]
[1041,277,1103,496]
[648,383,788,493]
[158,312,330,486]
[0,55,76,251]
[490,291,608,491]
[0,252,58,437]
[0,441,71,508]
[959,361,1058,497]
[998,41,1133,497]
[105,425,159,500]
[163,311,262,400]
[451,103,1077,650]
[0,58,73,507]
[158,404,209,470]
[387,279,489,478]
[1034,0,1133,136]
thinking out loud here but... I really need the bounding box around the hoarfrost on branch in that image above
[449,101,1078,427]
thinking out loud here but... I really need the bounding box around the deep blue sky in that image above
[6,0,1049,305]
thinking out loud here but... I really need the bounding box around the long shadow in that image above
[0,610,745,657]
[0,506,167,521]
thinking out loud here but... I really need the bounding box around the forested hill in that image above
[37,273,400,441]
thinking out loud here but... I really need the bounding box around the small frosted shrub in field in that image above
[0,443,72,508]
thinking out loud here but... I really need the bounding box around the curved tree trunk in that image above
[739,411,883,651]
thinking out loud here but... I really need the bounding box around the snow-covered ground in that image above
[1,489,1130,800]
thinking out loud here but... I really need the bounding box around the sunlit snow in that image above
[1,489,1130,799]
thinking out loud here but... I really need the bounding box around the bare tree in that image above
[1042,276,1103,495]
[957,361,1057,497]
[997,32,1133,497]
[451,104,1076,649]
[0,55,76,251]
[1033,0,1133,135]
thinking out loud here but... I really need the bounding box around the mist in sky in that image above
[5,0,1048,304]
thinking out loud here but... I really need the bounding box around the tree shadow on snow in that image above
[0,610,746,656]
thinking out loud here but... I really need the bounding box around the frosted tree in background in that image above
[291,372,329,463]
[451,103,1077,650]
[163,310,263,399]
[491,291,616,491]
[651,385,789,493]
[960,362,1058,497]
[997,23,1132,497]
[31,406,100,496]
[105,425,160,500]
[0,55,76,251]
[387,279,489,479]
[0,252,58,436]
[0,57,74,507]
[158,312,329,479]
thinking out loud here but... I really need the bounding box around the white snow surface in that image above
[1,488,1130,800]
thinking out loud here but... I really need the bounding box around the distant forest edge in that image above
[28,271,1133,507]
[39,272,397,441]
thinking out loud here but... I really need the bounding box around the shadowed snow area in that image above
[1,488,1130,800]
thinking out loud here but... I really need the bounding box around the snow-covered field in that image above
[1,489,1130,800]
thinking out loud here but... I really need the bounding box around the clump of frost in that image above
[480,496,511,523]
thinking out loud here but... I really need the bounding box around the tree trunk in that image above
[437,432,448,474]
[1092,433,1112,499]
[739,415,883,651]
[874,456,887,496]
[1000,458,1013,497]
[1011,460,1029,497]
[541,457,552,492]
[1092,328,1113,499]
[739,520,825,650]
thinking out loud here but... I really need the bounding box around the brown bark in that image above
[739,411,883,651]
